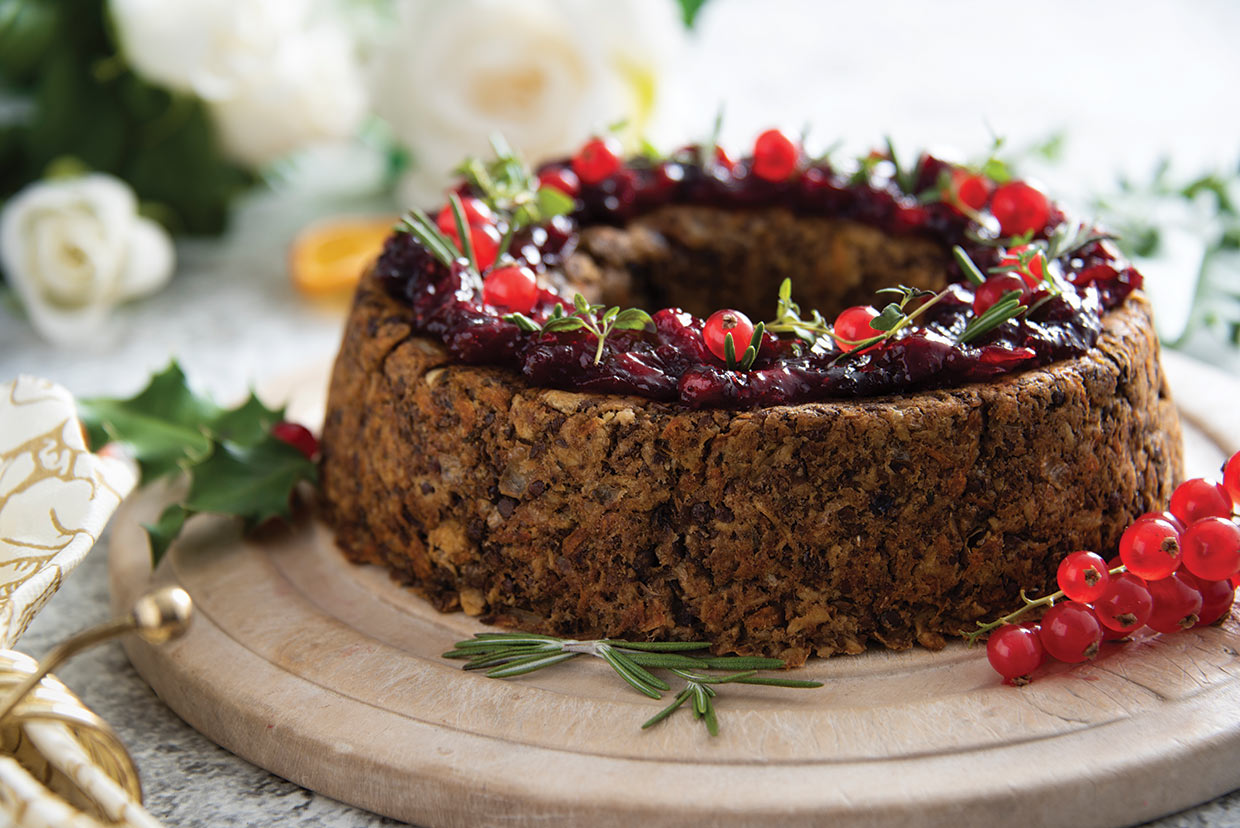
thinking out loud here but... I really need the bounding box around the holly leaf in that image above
[144,503,189,565]
[209,392,285,449]
[182,436,317,529]
[80,361,318,562]
[79,362,219,480]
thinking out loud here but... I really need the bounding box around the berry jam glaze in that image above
[375,150,1144,409]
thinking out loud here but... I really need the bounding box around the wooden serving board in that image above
[109,351,1240,828]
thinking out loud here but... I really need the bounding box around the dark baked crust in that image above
[320,266,1182,664]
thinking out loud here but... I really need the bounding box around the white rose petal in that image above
[108,0,366,169]
[0,174,175,346]
[372,0,685,207]
[209,24,369,168]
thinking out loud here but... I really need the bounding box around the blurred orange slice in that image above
[289,215,398,296]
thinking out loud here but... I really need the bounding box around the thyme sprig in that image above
[455,133,575,242]
[765,278,948,361]
[444,633,821,736]
[766,278,832,346]
[504,293,652,364]
[962,564,1128,645]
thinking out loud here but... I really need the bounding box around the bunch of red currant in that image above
[986,450,1240,685]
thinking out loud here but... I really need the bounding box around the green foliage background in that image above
[0,0,253,235]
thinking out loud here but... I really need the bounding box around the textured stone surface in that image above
[321,268,1182,664]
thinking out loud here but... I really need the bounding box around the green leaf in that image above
[612,308,652,330]
[871,303,905,332]
[953,245,987,286]
[535,184,574,216]
[676,0,710,27]
[143,503,188,565]
[210,393,284,449]
[79,362,218,481]
[181,436,317,528]
[502,312,541,332]
[542,316,586,333]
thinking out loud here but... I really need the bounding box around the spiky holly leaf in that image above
[144,504,189,565]
[182,436,316,527]
[209,392,286,449]
[79,362,219,481]
[80,361,316,563]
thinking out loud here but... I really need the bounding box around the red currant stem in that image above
[962,563,1128,645]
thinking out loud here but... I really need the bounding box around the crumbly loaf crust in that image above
[320,266,1182,664]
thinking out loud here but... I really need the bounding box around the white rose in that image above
[0,174,174,346]
[209,25,369,168]
[370,0,685,206]
[108,0,367,168]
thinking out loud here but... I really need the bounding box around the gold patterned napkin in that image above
[0,376,160,827]
[0,377,136,647]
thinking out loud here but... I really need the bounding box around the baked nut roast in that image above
[320,134,1182,664]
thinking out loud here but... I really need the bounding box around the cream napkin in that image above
[0,376,160,828]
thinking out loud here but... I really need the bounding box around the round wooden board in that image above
[110,350,1240,828]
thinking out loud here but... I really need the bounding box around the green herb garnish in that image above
[504,293,652,364]
[443,632,821,736]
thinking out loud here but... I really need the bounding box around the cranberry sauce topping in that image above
[375,146,1142,409]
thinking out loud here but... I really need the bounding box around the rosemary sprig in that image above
[400,208,464,270]
[962,565,1128,645]
[443,633,822,736]
[956,289,1024,344]
[723,321,765,371]
[953,245,987,286]
[503,293,652,364]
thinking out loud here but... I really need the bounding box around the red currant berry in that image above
[272,421,318,460]
[572,136,622,185]
[1094,571,1153,632]
[712,145,736,172]
[833,305,881,350]
[998,244,1047,288]
[1118,517,1182,581]
[702,309,756,362]
[949,169,992,211]
[1136,511,1186,533]
[443,222,501,271]
[1057,550,1111,603]
[1180,516,1240,581]
[990,181,1050,237]
[538,166,581,198]
[1180,572,1236,627]
[751,129,800,182]
[1039,601,1102,663]
[986,624,1045,683]
[483,265,539,313]
[436,197,494,235]
[1145,571,1203,634]
[1224,450,1240,506]
[1169,478,1233,524]
[972,273,1029,316]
